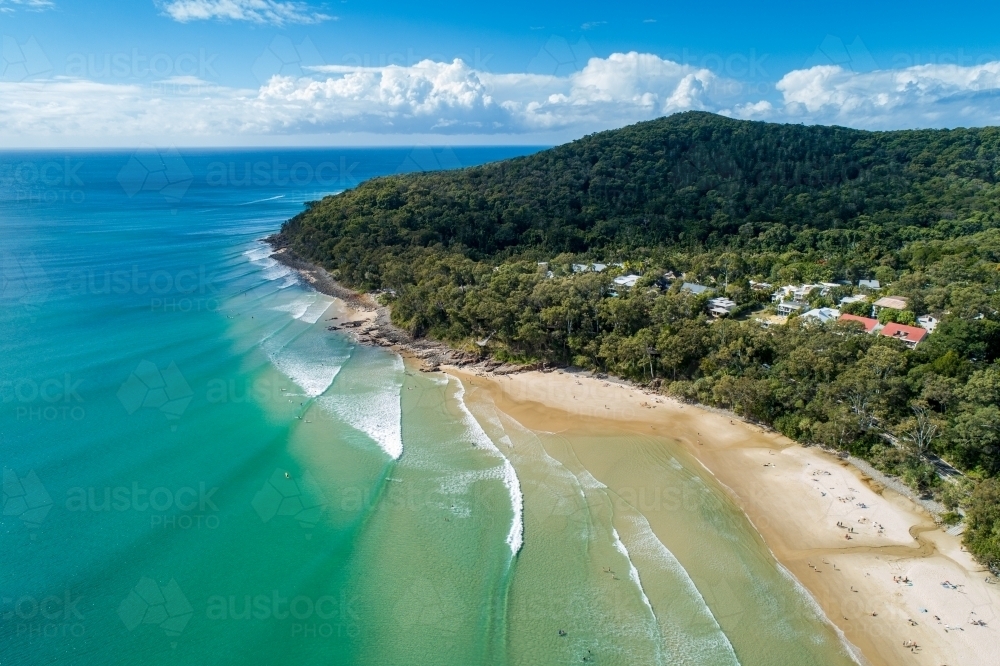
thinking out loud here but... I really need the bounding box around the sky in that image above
[4,0,1000,146]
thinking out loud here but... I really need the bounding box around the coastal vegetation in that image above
[275,111,1000,573]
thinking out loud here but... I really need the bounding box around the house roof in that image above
[880,322,927,345]
[859,279,881,289]
[873,296,909,310]
[839,313,879,333]
[801,307,841,324]
[613,274,641,287]
[681,282,711,295]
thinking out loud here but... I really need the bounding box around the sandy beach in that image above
[447,366,1000,666]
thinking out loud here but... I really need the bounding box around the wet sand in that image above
[448,366,1000,666]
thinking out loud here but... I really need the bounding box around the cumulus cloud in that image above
[0,52,738,142]
[8,51,1000,145]
[159,0,332,25]
[731,62,1000,129]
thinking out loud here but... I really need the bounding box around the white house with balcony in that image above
[707,297,738,317]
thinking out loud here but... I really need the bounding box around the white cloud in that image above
[8,52,1000,146]
[0,0,54,12]
[0,52,737,143]
[159,0,332,25]
[732,62,1000,129]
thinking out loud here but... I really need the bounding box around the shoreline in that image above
[445,367,1000,666]
[264,234,536,374]
[265,235,1000,665]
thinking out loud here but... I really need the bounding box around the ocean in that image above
[0,147,857,665]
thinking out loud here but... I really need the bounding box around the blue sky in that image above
[5,0,1000,146]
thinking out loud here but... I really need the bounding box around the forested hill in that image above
[276,112,1000,573]
[278,111,1000,286]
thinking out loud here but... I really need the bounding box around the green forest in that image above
[275,111,1000,573]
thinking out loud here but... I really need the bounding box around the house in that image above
[880,322,927,348]
[771,286,792,303]
[917,315,938,333]
[613,274,641,288]
[858,279,881,290]
[839,313,880,333]
[839,294,868,306]
[801,307,840,324]
[707,297,738,317]
[873,296,909,311]
[655,272,677,290]
[681,282,711,295]
[772,283,824,303]
[776,300,807,316]
[749,280,773,291]
[571,263,608,273]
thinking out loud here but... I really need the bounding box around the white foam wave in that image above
[263,263,292,281]
[576,468,608,490]
[243,243,293,282]
[239,195,285,206]
[272,293,331,323]
[775,557,864,664]
[265,344,349,399]
[318,353,403,459]
[621,512,740,665]
[300,298,332,325]
[273,296,312,320]
[612,527,655,616]
[243,245,274,262]
[450,377,523,556]
[259,311,350,398]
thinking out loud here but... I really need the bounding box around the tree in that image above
[895,405,942,460]
[964,479,1000,575]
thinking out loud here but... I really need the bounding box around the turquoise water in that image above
[1,148,856,665]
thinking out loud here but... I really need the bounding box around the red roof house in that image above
[838,314,879,333]
[879,322,927,348]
